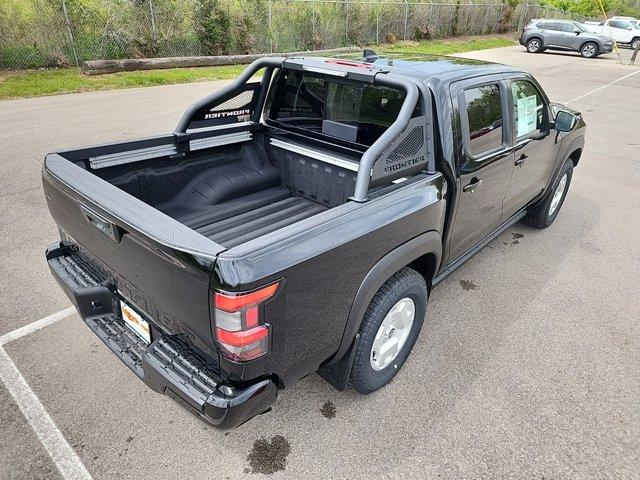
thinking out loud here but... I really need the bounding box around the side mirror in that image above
[574,30,581,35]
[554,110,577,132]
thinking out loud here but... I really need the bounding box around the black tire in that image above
[526,37,543,53]
[631,37,639,51]
[350,267,427,394]
[523,159,573,229]
[580,42,598,58]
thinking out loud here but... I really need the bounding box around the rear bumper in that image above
[519,37,525,46]
[45,241,277,429]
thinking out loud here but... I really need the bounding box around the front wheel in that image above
[526,38,543,53]
[631,38,639,51]
[580,42,598,58]
[350,267,427,394]
[523,159,574,229]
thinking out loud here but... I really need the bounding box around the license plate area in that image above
[120,300,152,345]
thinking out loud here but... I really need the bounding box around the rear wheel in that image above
[350,268,427,394]
[580,42,598,58]
[526,38,543,53]
[523,159,573,229]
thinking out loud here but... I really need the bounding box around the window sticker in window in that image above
[511,80,545,138]
[516,95,538,137]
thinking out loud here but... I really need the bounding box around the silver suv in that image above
[520,19,613,58]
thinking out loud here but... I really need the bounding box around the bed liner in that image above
[165,186,328,248]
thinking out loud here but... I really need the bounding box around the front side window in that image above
[559,22,585,32]
[511,80,546,138]
[266,70,414,146]
[560,22,578,32]
[610,20,632,30]
[464,84,504,156]
[572,22,587,32]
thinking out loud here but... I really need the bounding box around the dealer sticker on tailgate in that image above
[120,301,151,344]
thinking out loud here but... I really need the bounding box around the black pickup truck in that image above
[43,52,585,429]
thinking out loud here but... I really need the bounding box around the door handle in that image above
[463,178,482,194]
[515,153,528,167]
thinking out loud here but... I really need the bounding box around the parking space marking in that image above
[564,69,640,105]
[0,346,93,480]
[0,306,75,346]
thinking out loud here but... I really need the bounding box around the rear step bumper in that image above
[45,241,277,429]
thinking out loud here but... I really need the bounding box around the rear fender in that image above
[318,230,442,389]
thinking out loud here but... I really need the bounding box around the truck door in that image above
[501,76,557,220]
[448,76,514,262]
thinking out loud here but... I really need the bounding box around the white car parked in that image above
[584,18,640,50]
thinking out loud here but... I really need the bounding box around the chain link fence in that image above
[0,0,594,70]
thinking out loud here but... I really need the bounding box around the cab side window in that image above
[463,84,504,157]
[540,22,561,31]
[511,79,546,139]
[610,20,632,30]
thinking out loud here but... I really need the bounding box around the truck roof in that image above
[292,52,524,84]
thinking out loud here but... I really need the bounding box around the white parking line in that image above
[0,306,91,479]
[564,69,640,105]
[0,346,93,480]
[0,306,75,346]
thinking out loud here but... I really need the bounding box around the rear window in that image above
[266,70,416,146]
[463,84,504,156]
[538,22,561,31]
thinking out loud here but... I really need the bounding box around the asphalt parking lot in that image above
[1,45,639,479]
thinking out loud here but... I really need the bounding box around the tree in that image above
[194,0,230,55]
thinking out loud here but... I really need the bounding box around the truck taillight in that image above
[213,282,280,361]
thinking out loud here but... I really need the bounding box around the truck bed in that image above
[76,137,359,250]
[167,186,328,248]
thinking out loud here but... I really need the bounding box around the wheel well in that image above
[568,148,582,167]
[408,252,438,292]
[527,36,543,45]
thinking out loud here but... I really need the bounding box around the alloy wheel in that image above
[549,173,568,217]
[370,297,415,371]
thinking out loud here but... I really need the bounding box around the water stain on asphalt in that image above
[459,279,477,291]
[247,435,291,474]
[320,401,336,419]
[512,232,524,245]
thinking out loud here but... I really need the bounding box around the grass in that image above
[0,64,247,100]
[0,35,516,100]
[381,35,516,55]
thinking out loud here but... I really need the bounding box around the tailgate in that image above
[43,153,226,352]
